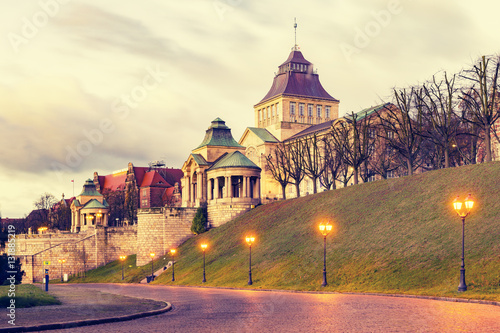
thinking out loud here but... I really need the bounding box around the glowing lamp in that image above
[319,222,333,237]
[245,236,255,246]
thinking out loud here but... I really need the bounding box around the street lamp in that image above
[149,252,155,282]
[453,194,475,292]
[38,226,48,234]
[319,221,333,287]
[96,210,102,224]
[170,249,176,282]
[245,235,255,285]
[119,255,127,280]
[201,243,208,283]
[58,259,66,282]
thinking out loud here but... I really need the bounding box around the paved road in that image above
[52,284,499,333]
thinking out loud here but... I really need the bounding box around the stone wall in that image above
[18,233,97,283]
[207,202,255,227]
[136,207,197,266]
[136,208,165,267]
[163,207,197,252]
[105,226,138,260]
[9,225,137,283]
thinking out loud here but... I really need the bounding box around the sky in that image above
[1,0,499,218]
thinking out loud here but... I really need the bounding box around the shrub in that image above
[191,207,207,235]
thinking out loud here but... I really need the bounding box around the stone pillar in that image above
[191,180,196,206]
[197,172,203,200]
[225,176,230,198]
[215,178,219,199]
[256,177,261,199]
[242,176,248,198]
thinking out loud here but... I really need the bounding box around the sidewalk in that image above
[0,284,170,332]
[140,261,173,283]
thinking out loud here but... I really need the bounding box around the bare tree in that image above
[319,135,343,190]
[368,131,398,179]
[286,140,305,197]
[418,72,462,168]
[124,184,138,225]
[102,188,126,226]
[265,142,290,199]
[300,133,325,193]
[460,55,500,162]
[380,91,424,176]
[34,193,57,211]
[329,112,374,185]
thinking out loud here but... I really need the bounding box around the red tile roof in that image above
[140,171,171,188]
[95,165,183,192]
[162,168,183,186]
[102,171,127,191]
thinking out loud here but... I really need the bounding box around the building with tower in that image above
[240,44,340,201]
[70,179,110,233]
[252,46,339,141]
[181,118,261,227]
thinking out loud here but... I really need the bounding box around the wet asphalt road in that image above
[51,284,500,333]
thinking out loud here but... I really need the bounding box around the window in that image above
[308,104,313,117]
[367,173,376,182]
[368,145,375,155]
[387,131,394,139]
[267,107,270,119]
[263,109,266,119]
[368,128,376,139]
[272,105,275,117]
[317,105,322,117]
[387,170,395,178]
[290,102,296,115]
[258,110,262,121]
[325,106,331,118]
[142,189,147,197]
[299,103,305,116]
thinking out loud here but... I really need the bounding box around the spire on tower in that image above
[293,18,298,50]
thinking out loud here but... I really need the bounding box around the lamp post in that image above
[453,194,475,292]
[119,255,127,280]
[58,259,66,282]
[319,221,333,287]
[170,249,176,282]
[149,252,155,281]
[201,243,208,283]
[245,236,255,285]
[96,210,102,224]
[38,226,48,234]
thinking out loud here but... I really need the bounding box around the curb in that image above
[0,300,172,333]
[152,283,500,307]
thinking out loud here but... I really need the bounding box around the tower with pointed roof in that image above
[254,45,339,141]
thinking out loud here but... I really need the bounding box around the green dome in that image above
[195,118,244,149]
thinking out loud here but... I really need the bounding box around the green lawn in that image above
[76,162,500,301]
[66,254,172,284]
[0,284,61,308]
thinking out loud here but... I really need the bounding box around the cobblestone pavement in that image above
[29,284,500,332]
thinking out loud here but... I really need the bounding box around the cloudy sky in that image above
[0,0,499,218]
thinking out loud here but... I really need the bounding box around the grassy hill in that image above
[75,162,500,301]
